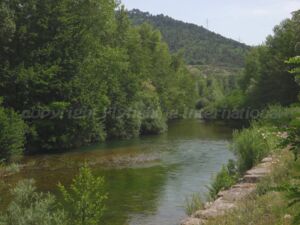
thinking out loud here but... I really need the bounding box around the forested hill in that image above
[128,9,250,67]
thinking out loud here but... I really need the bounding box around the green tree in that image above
[242,10,300,108]
[286,56,300,99]
[0,0,197,153]
[59,165,107,225]
[0,101,26,162]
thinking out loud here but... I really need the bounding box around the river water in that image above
[1,119,235,225]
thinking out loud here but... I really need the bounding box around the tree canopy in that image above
[0,0,197,156]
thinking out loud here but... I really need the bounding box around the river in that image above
[1,119,236,225]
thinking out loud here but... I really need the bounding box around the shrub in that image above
[259,105,300,128]
[0,106,26,162]
[284,118,300,160]
[231,125,281,174]
[0,180,66,225]
[58,165,107,225]
[208,161,238,200]
[184,193,204,216]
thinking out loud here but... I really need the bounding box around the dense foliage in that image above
[0,0,196,155]
[0,101,26,162]
[128,9,250,67]
[189,65,243,112]
[202,10,300,120]
[241,10,300,108]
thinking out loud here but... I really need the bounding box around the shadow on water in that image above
[0,119,237,225]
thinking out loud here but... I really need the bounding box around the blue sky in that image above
[121,0,300,45]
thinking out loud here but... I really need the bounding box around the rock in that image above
[204,201,213,209]
[246,166,271,176]
[243,162,273,183]
[181,218,206,225]
[219,183,256,201]
[262,157,273,163]
[284,214,292,220]
[243,174,266,183]
[194,198,236,219]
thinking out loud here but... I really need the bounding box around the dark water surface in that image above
[1,120,235,225]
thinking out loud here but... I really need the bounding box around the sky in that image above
[121,0,300,46]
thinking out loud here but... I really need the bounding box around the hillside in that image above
[128,9,250,67]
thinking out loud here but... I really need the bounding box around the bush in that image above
[184,193,204,216]
[0,106,26,162]
[284,118,300,160]
[59,165,107,225]
[208,160,239,200]
[0,180,66,225]
[259,105,300,128]
[231,125,281,174]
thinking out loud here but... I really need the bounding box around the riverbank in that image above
[207,149,300,225]
[181,105,300,225]
[181,155,278,225]
[182,149,300,225]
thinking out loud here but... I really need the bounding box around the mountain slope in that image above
[128,9,250,67]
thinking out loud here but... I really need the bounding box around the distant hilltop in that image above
[128,9,250,67]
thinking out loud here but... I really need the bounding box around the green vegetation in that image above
[0,102,26,162]
[0,0,197,158]
[1,1,300,224]
[241,11,300,108]
[208,160,238,200]
[0,166,106,225]
[59,165,107,225]
[232,125,281,173]
[202,10,300,120]
[206,151,300,225]
[184,193,204,216]
[128,9,250,67]
[189,65,243,111]
[0,180,66,225]
[202,20,300,215]
[207,105,295,200]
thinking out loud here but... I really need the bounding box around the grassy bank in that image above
[184,105,300,224]
[206,150,300,225]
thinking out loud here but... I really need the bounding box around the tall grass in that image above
[208,160,239,200]
[185,193,204,216]
[205,151,300,225]
[231,125,281,174]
